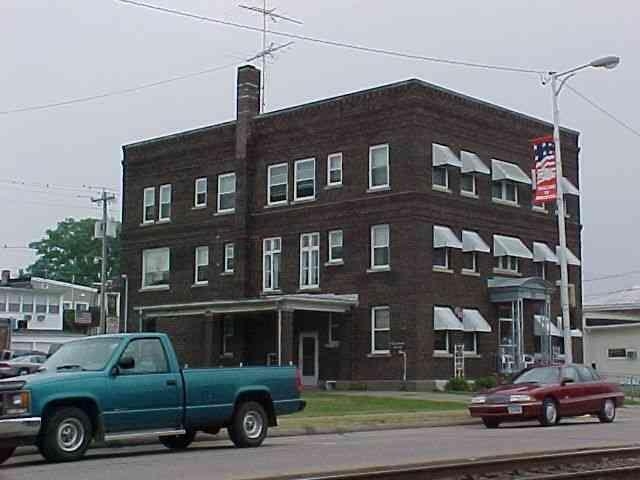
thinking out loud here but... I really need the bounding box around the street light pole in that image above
[548,55,619,365]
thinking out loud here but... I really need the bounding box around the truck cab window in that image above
[120,339,169,374]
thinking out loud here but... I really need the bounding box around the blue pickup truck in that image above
[0,333,305,463]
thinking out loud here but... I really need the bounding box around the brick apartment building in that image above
[120,65,583,388]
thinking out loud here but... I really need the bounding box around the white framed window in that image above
[75,302,89,313]
[263,237,282,291]
[434,331,449,354]
[194,246,209,284]
[300,232,320,289]
[142,247,170,288]
[224,243,235,273]
[371,306,391,353]
[159,184,172,221]
[48,295,60,314]
[35,296,47,314]
[463,252,478,273]
[222,317,234,355]
[8,294,20,313]
[432,166,448,189]
[492,180,518,204]
[328,314,340,345]
[369,144,389,190]
[63,301,73,311]
[433,248,451,269]
[217,173,236,213]
[22,295,34,313]
[536,262,546,280]
[294,158,316,201]
[460,173,476,195]
[143,187,155,223]
[608,348,627,359]
[463,332,477,354]
[328,230,343,264]
[267,163,288,206]
[194,177,207,207]
[495,255,520,273]
[327,153,343,187]
[370,224,390,269]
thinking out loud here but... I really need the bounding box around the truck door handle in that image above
[166,379,177,386]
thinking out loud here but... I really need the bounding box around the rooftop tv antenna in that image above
[239,1,302,112]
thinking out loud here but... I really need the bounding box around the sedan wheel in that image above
[539,398,558,426]
[599,399,616,423]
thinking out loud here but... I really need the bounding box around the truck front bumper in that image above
[0,417,41,444]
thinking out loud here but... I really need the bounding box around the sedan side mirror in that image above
[561,377,575,386]
[118,356,135,370]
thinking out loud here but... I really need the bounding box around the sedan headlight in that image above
[4,391,30,416]
[509,394,534,403]
[471,395,486,404]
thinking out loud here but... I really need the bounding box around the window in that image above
[432,166,448,189]
[463,252,478,273]
[369,144,389,190]
[495,256,520,273]
[0,294,5,312]
[143,187,155,223]
[48,296,60,314]
[222,317,234,355]
[464,332,477,354]
[217,173,236,213]
[536,262,546,280]
[159,184,171,221]
[263,237,282,291]
[327,153,343,186]
[433,247,450,269]
[371,306,391,353]
[328,230,343,263]
[35,297,47,314]
[22,295,34,313]
[142,247,170,288]
[75,302,89,314]
[370,224,390,269]
[268,163,288,205]
[562,366,580,383]
[224,243,234,273]
[8,295,20,313]
[608,348,627,359]
[63,302,72,311]
[300,232,320,289]
[461,173,476,195]
[194,246,209,284]
[119,338,169,374]
[194,178,207,207]
[294,158,316,201]
[434,331,449,353]
[492,180,518,204]
[328,314,340,345]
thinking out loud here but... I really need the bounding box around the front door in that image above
[103,338,182,433]
[298,332,319,386]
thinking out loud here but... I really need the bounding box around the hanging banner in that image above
[530,135,557,205]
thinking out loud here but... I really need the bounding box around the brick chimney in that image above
[234,65,260,298]
[1,270,10,286]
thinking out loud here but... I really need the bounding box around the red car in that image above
[468,365,624,428]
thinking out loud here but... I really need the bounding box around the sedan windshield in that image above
[513,367,560,385]
[43,338,122,372]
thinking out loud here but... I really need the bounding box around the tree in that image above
[27,218,120,287]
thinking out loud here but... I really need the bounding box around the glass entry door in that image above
[298,332,319,386]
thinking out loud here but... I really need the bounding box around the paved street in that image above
[3,409,640,480]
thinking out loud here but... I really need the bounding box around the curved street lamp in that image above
[549,56,620,365]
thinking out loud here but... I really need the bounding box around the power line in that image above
[566,84,640,139]
[584,286,640,298]
[584,269,640,283]
[0,178,118,194]
[1,245,35,250]
[116,0,546,75]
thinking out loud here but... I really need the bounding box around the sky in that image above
[1,0,638,299]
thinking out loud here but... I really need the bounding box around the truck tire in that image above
[39,407,93,462]
[159,430,196,450]
[228,401,268,448]
[0,447,15,465]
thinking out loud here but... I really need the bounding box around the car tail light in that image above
[295,368,303,394]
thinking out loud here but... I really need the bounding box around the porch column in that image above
[206,314,223,365]
[278,309,294,366]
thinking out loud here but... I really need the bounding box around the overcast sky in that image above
[1,1,638,297]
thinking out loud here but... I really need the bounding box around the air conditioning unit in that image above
[36,315,46,322]
[627,350,638,360]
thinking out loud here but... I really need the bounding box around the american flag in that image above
[531,135,557,204]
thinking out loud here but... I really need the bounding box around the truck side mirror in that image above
[118,356,135,370]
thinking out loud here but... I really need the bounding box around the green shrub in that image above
[445,377,471,392]
[473,376,497,391]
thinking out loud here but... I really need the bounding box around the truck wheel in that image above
[159,430,196,450]
[0,447,15,465]
[40,407,92,462]
[228,401,268,448]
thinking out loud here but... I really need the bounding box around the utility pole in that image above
[239,1,301,112]
[92,190,115,334]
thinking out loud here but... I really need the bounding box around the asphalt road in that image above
[3,410,640,480]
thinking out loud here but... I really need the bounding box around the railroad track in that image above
[265,446,640,480]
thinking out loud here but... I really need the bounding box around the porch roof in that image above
[487,276,554,302]
[134,293,359,318]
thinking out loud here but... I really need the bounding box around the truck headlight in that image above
[509,394,534,403]
[4,391,30,415]
[471,395,486,404]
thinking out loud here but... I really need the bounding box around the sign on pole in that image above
[531,135,557,205]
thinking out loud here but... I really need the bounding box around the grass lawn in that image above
[293,392,465,418]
